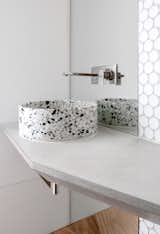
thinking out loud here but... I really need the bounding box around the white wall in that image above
[71,0,138,100]
[0,0,70,123]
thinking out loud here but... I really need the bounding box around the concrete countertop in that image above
[5,123,160,225]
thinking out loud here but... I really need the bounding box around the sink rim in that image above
[19,100,97,111]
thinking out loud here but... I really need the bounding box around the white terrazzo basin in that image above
[18,100,97,142]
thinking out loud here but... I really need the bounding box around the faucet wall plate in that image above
[91,65,106,84]
[91,64,118,85]
[63,64,124,85]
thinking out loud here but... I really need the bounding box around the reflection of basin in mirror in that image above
[98,99,138,135]
[19,100,97,142]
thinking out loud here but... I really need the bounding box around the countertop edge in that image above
[32,160,160,225]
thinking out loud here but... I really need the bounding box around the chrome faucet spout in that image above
[63,72,98,77]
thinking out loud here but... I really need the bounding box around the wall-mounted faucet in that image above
[63,64,124,85]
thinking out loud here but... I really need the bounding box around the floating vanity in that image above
[4,123,160,226]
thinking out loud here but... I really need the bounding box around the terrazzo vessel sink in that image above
[19,100,97,142]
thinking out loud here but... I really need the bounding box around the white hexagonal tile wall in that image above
[139,0,160,143]
[140,218,160,234]
[139,0,160,233]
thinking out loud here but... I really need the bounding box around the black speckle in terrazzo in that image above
[52,110,56,115]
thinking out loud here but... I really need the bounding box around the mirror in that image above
[70,0,138,135]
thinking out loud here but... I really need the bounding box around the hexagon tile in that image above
[139,219,160,234]
[139,0,160,233]
[139,0,160,142]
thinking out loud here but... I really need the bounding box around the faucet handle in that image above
[103,65,124,85]
[104,70,115,81]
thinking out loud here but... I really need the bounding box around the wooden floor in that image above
[52,207,139,234]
